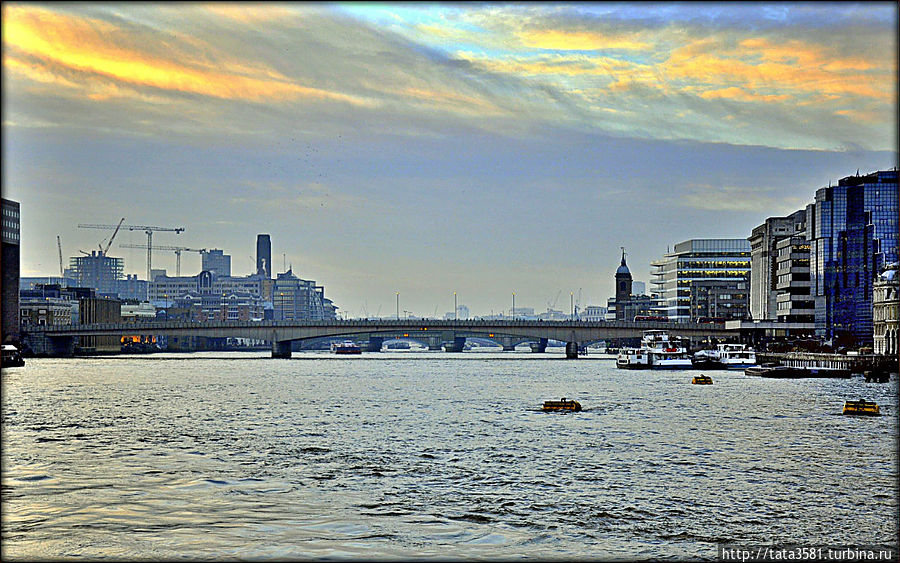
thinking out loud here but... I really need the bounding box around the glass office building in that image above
[808,169,898,346]
[650,239,751,323]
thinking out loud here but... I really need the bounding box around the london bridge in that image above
[32,319,734,358]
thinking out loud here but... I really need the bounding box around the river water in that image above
[2,350,897,560]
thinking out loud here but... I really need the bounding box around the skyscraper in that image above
[2,198,20,342]
[256,234,272,278]
[201,249,231,277]
[808,169,898,346]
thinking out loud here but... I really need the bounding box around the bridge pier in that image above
[272,340,292,359]
[28,334,76,357]
[530,338,548,353]
[500,337,516,351]
[428,336,443,351]
[367,337,384,352]
[565,341,579,359]
[444,336,466,352]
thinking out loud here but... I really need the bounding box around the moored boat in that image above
[616,330,693,370]
[692,343,756,369]
[744,363,850,378]
[1,345,25,368]
[332,341,362,355]
[616,347,649,369]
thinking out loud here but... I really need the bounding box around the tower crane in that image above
[78,223,185,287]
[119,244,206,277]
[547,289,562,311]
[99,218,125,255]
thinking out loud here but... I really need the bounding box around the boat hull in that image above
[744,365,851,378]
[650,362,694,370]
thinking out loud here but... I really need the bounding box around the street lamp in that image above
[512,292,515,319]
[396,292,400,320]
[454,292,457,320]
[571,292,574,320]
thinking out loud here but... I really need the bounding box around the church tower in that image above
[615,247,633,321]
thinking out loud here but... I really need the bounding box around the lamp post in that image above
[454,292,457,320]
[571,292,574,320]
[512,292,515,319]
[396,292,400,320]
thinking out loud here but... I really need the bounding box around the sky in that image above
[3,2,897,318]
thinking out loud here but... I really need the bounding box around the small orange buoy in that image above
[843,400,879,416]
[692,375,713,385]
[542,398,582,412]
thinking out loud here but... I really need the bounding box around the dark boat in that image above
[1,345,25,368]
[744,364,850,378]
[332,341,362,355]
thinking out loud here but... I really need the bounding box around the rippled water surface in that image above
[2,351,898,560]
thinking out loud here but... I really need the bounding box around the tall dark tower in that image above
[256,234,272,278]
[615,247,633,321]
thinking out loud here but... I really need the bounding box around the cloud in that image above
[229,181,367,214]
[2,3,896,154]
[515,29,651,51]
[3,5,372,105]
[203,4,298,23]
[681,184,808,213]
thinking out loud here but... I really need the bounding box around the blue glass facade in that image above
[809,169,898,346]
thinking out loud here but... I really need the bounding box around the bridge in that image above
[34,319,734,358]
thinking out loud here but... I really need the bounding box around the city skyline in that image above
[4,2,897,318]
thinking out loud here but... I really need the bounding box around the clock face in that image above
[620,281,626,291]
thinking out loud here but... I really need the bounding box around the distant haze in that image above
[4,3,897,317]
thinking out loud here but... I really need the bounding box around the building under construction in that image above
[65,251,123,296]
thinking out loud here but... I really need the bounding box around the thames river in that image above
[2,350,897,560]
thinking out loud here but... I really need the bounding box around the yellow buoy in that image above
[842,400,880,416]
[692,375,713,385]
[542,398,582,412]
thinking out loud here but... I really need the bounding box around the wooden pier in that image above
[756,352,898,375]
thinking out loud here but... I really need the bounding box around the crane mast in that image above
[57,235,64,278]
[119,244,206,277]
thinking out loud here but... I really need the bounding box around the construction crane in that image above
[547,289,562,311]
[119,244,206,277]
[78,223,185,286]
[99,218,125,255]
[57,235,64,278]
[575,287,583,318]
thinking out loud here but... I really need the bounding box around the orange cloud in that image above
[400,86,505,115]
[663,38,894,102]
[516,29,650,51]
[203,4,297,23]
[457,51,649,79]
[698,86,790,103]
[2,5,370,105]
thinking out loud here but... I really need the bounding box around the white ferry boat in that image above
[616,347,649,369]
[616,330,693,370]
[692,343,756,369]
